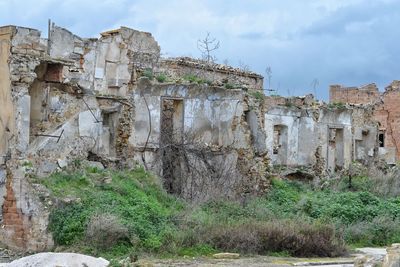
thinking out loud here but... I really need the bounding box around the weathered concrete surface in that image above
[159,57,264,90]
[264,103,369,173]
[0,26,14,161]
[132,79,267,202]
[330,81,400,163]
[1,252,109,267]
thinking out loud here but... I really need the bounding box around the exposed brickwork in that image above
[330,84,380,105]
[1,171,26,249]
[379,86,400,157]
[329,81,400,160]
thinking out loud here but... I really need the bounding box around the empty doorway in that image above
[160,98,184,194]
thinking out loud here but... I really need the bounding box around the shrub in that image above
[183,74,201,83]
[328,102,346,109]
[224,83,235,89]
[49,203,90,245]
[85,213,130,249]
[345,216,400,246]
[44,168,183,254]
[181,220,345,257]
[250,91,265,101]
[42,168,400,259]
[142,68,154,80]
[156,73,167,83]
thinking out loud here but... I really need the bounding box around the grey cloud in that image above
[0,0,399,100]
[237,32,266,40]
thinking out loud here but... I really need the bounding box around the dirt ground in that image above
[149,256,355,267]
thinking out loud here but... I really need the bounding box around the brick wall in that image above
[381,89,400,157]
[1,172,26,248]
[329,81,400,160]
[330,84,380,105]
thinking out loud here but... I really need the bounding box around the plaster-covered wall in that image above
[265,105,370,172]
[131,79,246,150]
[329,81,399,164]
[0,26,14,163]
[265,108,300,166]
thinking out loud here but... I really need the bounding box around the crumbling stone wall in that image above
[329,81,400,163]
[0,23,271,250]
[131,79,268,202]
[264,95,378,174]
[0,22,386,252]
[0,27,14,164]
[330,83,380,105]
[158,57,264,90]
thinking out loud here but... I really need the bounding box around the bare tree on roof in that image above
[265,66,272,91]
[311,78,319,98]
[197,32,220,63]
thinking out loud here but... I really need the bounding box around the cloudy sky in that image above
[1,0,399,99]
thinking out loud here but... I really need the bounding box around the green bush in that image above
[142,68,154,80]
[250,91,265,101]
[49,203,90,245]
[328,101,346,109]
[183,74,201,83]
[156,73,167,83]
[45,167,183,254]
[41,167,400,260]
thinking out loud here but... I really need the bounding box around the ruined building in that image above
[330,81,400,164]
[0,23,383,251]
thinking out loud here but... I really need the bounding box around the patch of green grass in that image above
[42,167,184,257]
[38,167,400,260]
[177,244,217,257]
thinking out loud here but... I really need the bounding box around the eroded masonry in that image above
[330,82,400,164]
[0,24,391,251]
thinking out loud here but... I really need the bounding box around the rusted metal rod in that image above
[82,98,101,123]
[35,129,64,143]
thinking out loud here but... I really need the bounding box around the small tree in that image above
[265,66,272,90]
[311,78,319,98]
[197,32,220,63]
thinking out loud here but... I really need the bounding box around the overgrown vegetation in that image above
[37,166,400,262]
[249,90,265,101]
[142,68,154,80]
[155,73,167,83]
[328,101,346,109]
[182,74,211,85]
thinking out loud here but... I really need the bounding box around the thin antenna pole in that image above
[47,19,51,55]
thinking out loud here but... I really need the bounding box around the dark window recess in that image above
[44,63,63,83]
[379,132,385,148]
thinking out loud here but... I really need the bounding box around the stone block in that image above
[15,95,30,153]
[78,109,102,138]
[213,253,240,259]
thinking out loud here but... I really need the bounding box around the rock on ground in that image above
[0,252,109,267]
[383,243,400,267]
[213,253,240,259]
